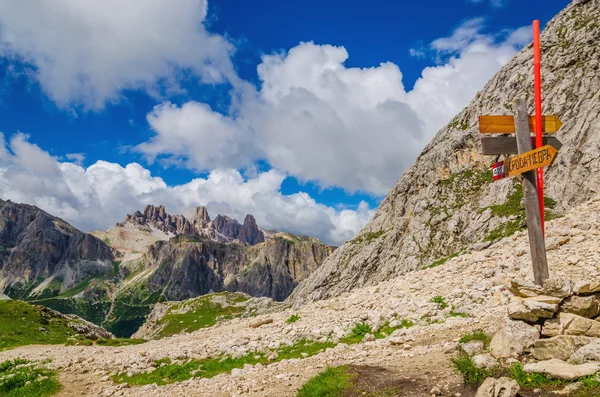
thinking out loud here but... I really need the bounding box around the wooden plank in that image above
[481,136,562,155]
[505,145,558,177]
[479,115,563,133]
[513,99,549,286]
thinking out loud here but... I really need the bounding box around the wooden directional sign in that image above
[479,115,563,134]
[481,136,562,155]
[505,144,558,177]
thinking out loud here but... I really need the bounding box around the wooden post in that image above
[513,98,549,285]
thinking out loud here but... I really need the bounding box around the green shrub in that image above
[430,296,449,309]
[340,322,373,344]
[286,314,300,324]
[297,366,351,397]
[451,355,494,388]
[459,331,491,347]
[509,363,563,389]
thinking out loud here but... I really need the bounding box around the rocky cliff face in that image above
[136,233,332,302]
[291,0,600,304]
[103,233,333,336]
[0,200,115,297]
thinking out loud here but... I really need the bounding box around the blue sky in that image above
[0,0,567,244]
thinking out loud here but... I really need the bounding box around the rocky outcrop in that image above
[140,233,334,302]
[117,205,266,246]
[40,306,114,340]
[118,205,195,236]
[0,200,115,297]
[291,0,600,304]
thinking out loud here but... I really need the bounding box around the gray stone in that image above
[562,295,600,318]
[542,318,561,337]
[543,278,573,298]
[531,335,592,361]
[459,340,485,356]
[574,281,600,295]
[508,297,559,322]
[523,359,600,380]
[472,354,499,370]
[559,313,600,337]
[508,280,543,298]
[490,319,539,359]
[475,377,520,397]
[569,339,600,364]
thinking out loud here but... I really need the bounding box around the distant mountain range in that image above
[0,199,334,336]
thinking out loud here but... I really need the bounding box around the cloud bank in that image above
[0,133,373,245]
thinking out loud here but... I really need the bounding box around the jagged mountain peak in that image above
[116,204,267,246]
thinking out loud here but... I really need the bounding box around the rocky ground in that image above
[2,197,600,396]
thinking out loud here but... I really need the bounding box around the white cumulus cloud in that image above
[0,0,237,109]
[138,20,531,195]
[0,133,372,245]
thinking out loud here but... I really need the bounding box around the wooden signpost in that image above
[481,136,562,155]
[505,145,558,177]
[478,99,562,286]
[479,115,563,134]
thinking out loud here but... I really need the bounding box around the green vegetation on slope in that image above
[483,181,558,243]
[113,338,336,386]
[0,301,77,350]
[0,359,61,397]
[103,280,163,338]
[297,366,351,397]
[156,293,250,338]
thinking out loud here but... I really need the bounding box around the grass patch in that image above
[509,363,563,389]
[286,314,300,324]
[574,374,600,397]
[340,322,372,345]
[449,310,469,318]
[0,358,61,397]
[352,230,386,244]
[424,252,460,269]
[375,320,414,339]
[0,301,78,350]
[95,338,145,347]
[113,338,335,386]
[297,366,351,397]
[459,331,491,347]
[452,355,495,389]
[430,296,449,310]
[156,293,249,338]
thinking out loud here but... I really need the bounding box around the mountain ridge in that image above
[290,0,600,304]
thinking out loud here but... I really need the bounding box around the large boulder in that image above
[508,280,543,298]
[459,340,485,356]
[490,319,540,359]
[475,377,520,397]
[531,335,593,361]
[562,295,600,318]
[569,339,600,364]
[573,281,600,295]
[507,297,560,322]
[472,354,499,370]
[559,313,600,337]
[542,278,573,299]
[523,359,600,380]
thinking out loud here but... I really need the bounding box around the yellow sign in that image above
[506,145,558,177]
[479,115,563,134]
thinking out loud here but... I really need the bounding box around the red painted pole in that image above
[533,20,545,234]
